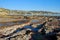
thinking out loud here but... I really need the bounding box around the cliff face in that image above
[0,8,60,16]
[0,8,8,16]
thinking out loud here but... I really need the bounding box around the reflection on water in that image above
[0,22,16,26]
[31,20,39,23]
[0,21,26,27]
[0,19,39,27]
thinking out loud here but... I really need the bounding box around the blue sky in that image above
[0,0,60,12]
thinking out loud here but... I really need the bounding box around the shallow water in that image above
[0,19,39,26]
[31,20,39,23]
